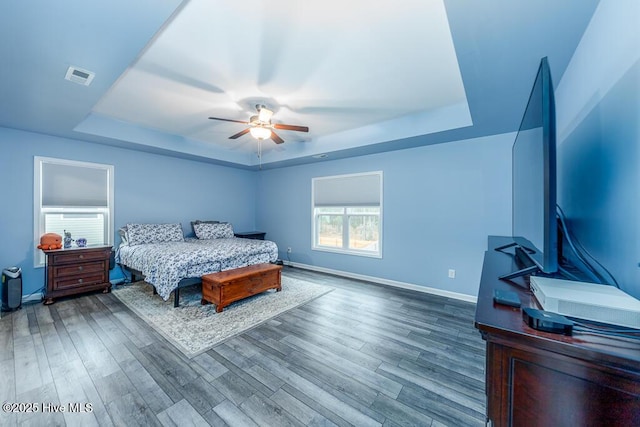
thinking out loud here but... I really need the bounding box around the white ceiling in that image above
[0,0,601,169]
[91,0,468,164]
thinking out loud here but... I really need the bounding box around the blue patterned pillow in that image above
[193,222,234,239]
[126,223,184,246]
[190,220,219,235]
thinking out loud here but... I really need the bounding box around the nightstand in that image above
[234,231,266,240]
[43,245,113,305]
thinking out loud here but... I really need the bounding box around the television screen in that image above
[510,57,557,275]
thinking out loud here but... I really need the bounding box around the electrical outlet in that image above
[287,247,292,253]
[448,269,456,279]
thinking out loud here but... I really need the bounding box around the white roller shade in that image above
[41,162,109,207]
[313,172,381,207]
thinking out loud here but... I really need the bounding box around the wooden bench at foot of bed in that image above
[201,263,282,312]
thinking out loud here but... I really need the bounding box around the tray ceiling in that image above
[0,0,600,169]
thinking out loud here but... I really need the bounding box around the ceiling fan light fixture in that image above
[209,103,307,144]
[250,126,272,140]
[257,105,273,123]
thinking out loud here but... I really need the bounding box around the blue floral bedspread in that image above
[116,238,278,300]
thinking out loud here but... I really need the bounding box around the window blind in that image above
[313,172,381,207]
[41,162,109,207]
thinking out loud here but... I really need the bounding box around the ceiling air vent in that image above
[64,66,95,86]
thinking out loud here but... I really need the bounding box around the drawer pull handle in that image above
[78,266,83,271]
[79,255,84,259]
[78,278,84,283]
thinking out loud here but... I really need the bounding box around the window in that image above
[34,157,114,266]
[312,171,382,257]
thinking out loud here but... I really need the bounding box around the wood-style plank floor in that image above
[0,267,486,426]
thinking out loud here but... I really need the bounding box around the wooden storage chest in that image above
[201,263,282,312]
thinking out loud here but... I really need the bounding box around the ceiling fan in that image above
[208,104,309,144]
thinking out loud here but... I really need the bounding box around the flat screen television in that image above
[498,57,558,280]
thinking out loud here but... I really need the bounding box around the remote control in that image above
[493,289,521,308]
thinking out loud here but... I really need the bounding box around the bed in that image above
[116,222,278,306]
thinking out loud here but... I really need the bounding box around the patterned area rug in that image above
[113,275,333,358]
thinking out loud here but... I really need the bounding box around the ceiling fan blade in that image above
[209,117,250,125]
[229,128,250,139]
[273,123,309,132]
[270,131,285,144]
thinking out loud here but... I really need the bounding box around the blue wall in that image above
[0,126,513,301]
[555,1,640,299]
[0,127,257,298]
[257,133,513,297]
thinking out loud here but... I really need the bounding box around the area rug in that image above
[112,275,333,358]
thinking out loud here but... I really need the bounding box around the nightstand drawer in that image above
[49,249,111,265]
[51,272,107,290]
[53,260,107,278]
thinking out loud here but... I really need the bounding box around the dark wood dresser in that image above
[475,236,640,427]
[43,245,113,305]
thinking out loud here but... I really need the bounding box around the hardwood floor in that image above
[0,267,486,426]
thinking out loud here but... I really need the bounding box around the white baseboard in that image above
[23,293,44,304]
[20,280,125,304]
[285,261,477,304]
[17,267,477,305]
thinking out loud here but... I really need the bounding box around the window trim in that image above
[33,156,115,267]
[311,171,383,258]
